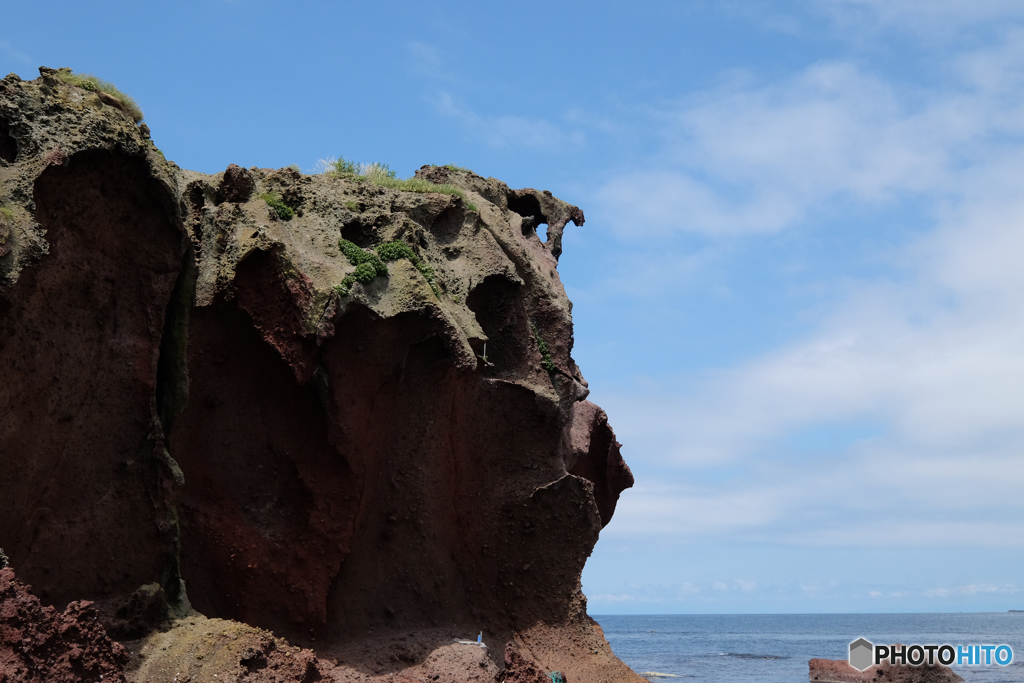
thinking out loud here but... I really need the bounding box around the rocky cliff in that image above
[0,67,639,682]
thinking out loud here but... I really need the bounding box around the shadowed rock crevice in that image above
[0,119,16,163]
[466,274,532,376]
[155,247,196,436]
[508,192,545,238]
[340,217,380,248]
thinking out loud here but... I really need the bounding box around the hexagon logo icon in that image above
[849,638,874,671]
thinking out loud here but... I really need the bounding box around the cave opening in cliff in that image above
[466,275,531,374]
[340,218,377,248]
[507,192,548,243]
[0,119,16,163]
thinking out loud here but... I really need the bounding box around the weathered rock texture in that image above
[809,657,964,683]
[0,67,639,682]
[0,567,130,683]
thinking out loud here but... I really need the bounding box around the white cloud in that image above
[598,170,801,237]
[593,31,1024,553]
[593,35,1024,239]
[406,41,587,152]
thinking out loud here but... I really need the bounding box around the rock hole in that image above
[466,275,530,372]
[508,192,547,242]
[187,184,205,217]
[340,220,376,248]
[0,120,16,163]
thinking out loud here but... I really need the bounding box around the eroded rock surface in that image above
[809,657,964,683]
[0,567,130,683]
[0,67,639,682]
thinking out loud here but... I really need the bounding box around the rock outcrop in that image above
[0,567,130,683]
[809,657,964,683]
[0,67,639,681]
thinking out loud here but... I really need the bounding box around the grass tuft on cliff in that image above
[54,71,144,123]
[318,156,478,212]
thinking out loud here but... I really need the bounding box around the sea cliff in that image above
[0,67,640,682]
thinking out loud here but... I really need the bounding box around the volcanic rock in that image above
[810,656,964,683]
[0,67,641,682]
[0,567,130,683]
[503,641,554,683]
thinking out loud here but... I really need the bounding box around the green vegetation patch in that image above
[261,192,294,221]
[0,207,12,222]
[334,238,440,298]
[376,240,439,296]
[335,238,387,295]
[324,157,478,211]
[531,322,557,374]
[55,71,144,123]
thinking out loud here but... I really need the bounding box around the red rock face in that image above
[0,150,188,617]
[568,401,634,527]
[173,289,606,642]
[0,567,130,683]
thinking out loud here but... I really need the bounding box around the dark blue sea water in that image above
[594,614,1024,683]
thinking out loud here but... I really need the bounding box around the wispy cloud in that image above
[582,26,1024,561]
[408,41,452,82]
[593,52,1024,238]
[432,91,585,151]
[406,40,586,152]
[923,583,1020,597]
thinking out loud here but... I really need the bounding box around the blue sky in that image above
[5,0,1023,614]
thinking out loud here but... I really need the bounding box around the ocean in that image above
[594,613,1024,682]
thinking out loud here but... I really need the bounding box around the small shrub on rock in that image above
[261,192,294,220]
